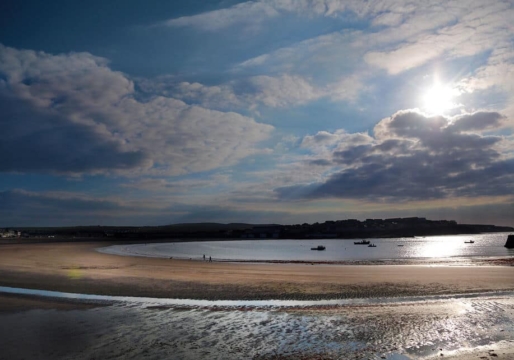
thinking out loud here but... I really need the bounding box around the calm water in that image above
[99,232,514,262]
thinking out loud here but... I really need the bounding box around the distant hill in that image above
[8,218,513,242]
[152,223,259,233]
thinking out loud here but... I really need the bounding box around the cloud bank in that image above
[277,110,514,201]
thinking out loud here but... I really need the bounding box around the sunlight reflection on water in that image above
[98,233,513,262]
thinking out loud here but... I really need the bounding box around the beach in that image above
[0,241,513,360]
[0,241,513,300]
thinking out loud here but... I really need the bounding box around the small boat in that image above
[311,245,326,251]
[354,240,370,245]
[464,240,475,244]
[397,244,404,247]
[368,244,376,247]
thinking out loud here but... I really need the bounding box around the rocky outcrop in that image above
[505,235,514,248]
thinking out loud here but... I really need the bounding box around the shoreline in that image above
[1,241,514,360]
[0,241,513,301]
[97,242,514,266]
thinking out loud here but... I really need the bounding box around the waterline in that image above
[1,286,513,310]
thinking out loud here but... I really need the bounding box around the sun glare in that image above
[423,82,457,115]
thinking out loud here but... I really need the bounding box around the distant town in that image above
[1,217,513,243]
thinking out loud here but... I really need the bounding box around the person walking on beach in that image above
[203,254,206,261]
[209,256,212,262]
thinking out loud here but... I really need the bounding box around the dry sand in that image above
[0,241,513,302]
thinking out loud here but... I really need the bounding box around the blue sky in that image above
[1,0,514,226]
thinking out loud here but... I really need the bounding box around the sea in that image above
[98,232,514,262]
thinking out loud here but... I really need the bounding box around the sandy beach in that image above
[0,241,513,301]
[1,241,514,360]
[0,242,514,360]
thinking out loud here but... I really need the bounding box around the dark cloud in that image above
[0,190,127,226]
[0,190,120,212]
[277,110,514,202]
[0,94,148,174]
[0,189,283,227]
[309,159,333,166]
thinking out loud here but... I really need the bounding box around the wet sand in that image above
[445,348,514,360]
[1,291,513,360]
[0,293,105,312]
[0,241,513,302]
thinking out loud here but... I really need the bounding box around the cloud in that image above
[459,46,514,120]
[0,189,192,226]
[121,174,230,192]
[276,110,514,202]
[162,1,280,31]
[233,30,363,74]
[363,1,514,74]
[139,73,363,111]
[193,1,514,120]
[0,94,148,174]
[0,44,273,176]
[139,74,321,109]
[161,0,514,91]
[0,189,126,226]
[301,130,372,151]
[161,0,349,31]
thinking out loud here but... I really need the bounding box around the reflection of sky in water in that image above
[99,233,513,261]
[0,290,512,360]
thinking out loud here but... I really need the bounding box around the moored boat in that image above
[311,245,326,251]
[354,240,370,245]
[368,243,376,247]
[464,240,475,244]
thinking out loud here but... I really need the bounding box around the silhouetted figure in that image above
[203,254,206,261]
[209,256,212,262]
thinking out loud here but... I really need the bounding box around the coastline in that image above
[1,241,514,360]
[0,241,513,301]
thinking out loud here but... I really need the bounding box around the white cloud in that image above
[363,1,514,74]
[233,30,362,73]
[0,44,273,176]
[139,73,363,111]
[371,12,403,27]
[163,2,280,31]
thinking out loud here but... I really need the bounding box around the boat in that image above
[464,240,475,244]
[311,245,326,251]
[397,244,404,247]
[354,240,370,245]
[368,244,376,247]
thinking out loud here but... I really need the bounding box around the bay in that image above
[99,232,513,262]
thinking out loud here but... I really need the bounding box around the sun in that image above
[422,82,457,115]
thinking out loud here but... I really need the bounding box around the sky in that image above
[1,0,514,227]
